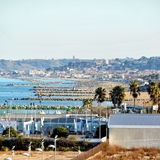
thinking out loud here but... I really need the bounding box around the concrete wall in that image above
[109,128,160,148]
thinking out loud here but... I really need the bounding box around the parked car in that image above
[84,131,94,138]
[18,130,24,135]
[68,131,76,135]
[34,130,43,135]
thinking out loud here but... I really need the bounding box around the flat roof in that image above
[108,114,160,128]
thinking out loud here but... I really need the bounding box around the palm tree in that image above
[94,87,107,104]
[82,98,93,131]
[129,80,140,109]
[82,98,92,109]
[147,81,160,106]
[109,85,126,107]
[94,87,107,139]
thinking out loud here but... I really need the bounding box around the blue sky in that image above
[0,0,160,60]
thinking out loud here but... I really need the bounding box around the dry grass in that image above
[87,142,160,160]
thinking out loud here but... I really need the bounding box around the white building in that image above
[108,114,160,149]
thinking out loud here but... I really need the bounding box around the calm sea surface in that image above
[0,77,113,107]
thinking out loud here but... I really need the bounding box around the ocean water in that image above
[0,77,113,107]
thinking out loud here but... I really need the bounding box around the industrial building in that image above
[108,114,160,148]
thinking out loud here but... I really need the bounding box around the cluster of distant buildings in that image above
[0,112,107,139]
[0,67,160,85]
[0,57,160,84]
[1,111,160,149]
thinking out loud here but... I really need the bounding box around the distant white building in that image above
[17,116,107,135]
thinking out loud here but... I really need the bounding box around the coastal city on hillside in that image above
[0,56,160,84]
[1,0,160,158]
[0,56,160,159]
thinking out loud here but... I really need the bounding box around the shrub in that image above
[2,126,18,137]
[1,146,9,151]
[51,126,69,138]
[56,146,69,151]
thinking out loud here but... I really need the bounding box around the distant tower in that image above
[73,56,75,63]
[106,59,109,65]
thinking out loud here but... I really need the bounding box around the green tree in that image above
[94,87,107,104]
[2,126,18,137]
[94,87,107,139]
[109,85,126,107]
[129,80,140,109]
[82,98,92,109]
[51,126,68,138]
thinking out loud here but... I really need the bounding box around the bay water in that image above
[0,77,113,115]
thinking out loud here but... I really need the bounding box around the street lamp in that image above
[35,138,44,160]
[49,135,58,160]
[93,126,96,135]
[66,125,69,131]
[4,146,14,160]
[28,142,32,160]
[9,98,13,138]
[78,146,81,156]
[48,145,55,160]
[5,100,8,114]
[22,142,32,160]
[11,146,15,160]
[22,153,30,159]
[41,139,44,160]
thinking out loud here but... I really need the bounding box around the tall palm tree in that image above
[129,80,140,109]
[109,85,126,107]
[94,87,107,139]
[94,87,107,104]
[82,98,93,131]
[147,81,160,106]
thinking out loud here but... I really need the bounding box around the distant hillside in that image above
[0,59,73,70]
[48,56,160,71]
[0,56,160,71]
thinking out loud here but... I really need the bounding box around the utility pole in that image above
[9,98,13,138]
[54,135,58,160]
[11,146,15,160]
[41,139,44,160]
[28,142,32,160]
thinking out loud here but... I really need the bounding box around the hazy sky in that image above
[0,0,160,60]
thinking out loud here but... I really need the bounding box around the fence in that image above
[71,143,102,160]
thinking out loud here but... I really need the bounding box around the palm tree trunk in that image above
[114,97,116,107]
[134,98,136,110]
[91,106,92,133]
[99,102,101,139]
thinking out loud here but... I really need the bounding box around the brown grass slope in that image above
[87,142,160,160]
